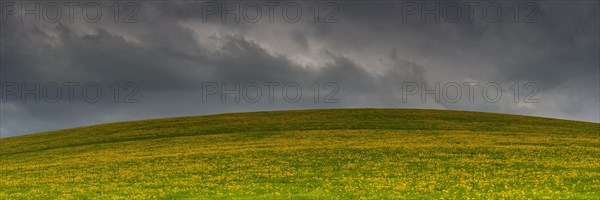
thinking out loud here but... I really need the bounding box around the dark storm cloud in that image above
[1,0,598,136]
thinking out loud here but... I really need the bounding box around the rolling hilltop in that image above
[1,109,598,198]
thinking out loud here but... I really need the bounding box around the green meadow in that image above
[0,109,598,199]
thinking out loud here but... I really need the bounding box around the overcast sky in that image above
[1,0,598,137]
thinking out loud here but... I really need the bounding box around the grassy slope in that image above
[0,109,598,199]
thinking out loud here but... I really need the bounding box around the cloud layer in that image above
[1,1,598,137]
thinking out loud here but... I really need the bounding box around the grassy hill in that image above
[1,109,598,199]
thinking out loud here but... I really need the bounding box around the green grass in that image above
[1,109,599,199]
